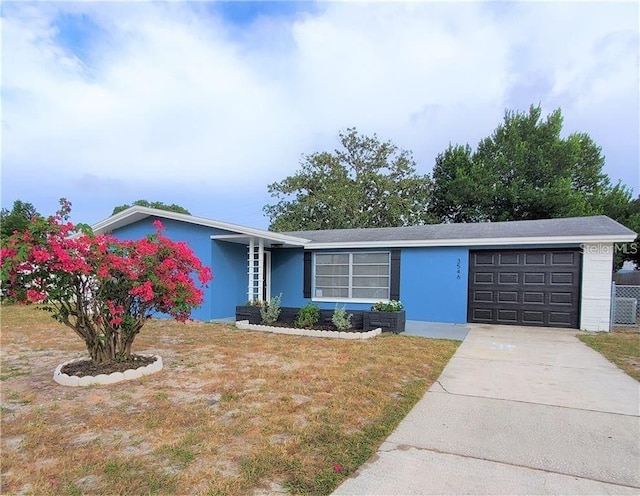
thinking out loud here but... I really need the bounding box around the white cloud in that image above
[2,1,638,225]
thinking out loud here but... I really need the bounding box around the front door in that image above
[263,251,271,302]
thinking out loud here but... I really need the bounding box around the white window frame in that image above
[312,251,391,303]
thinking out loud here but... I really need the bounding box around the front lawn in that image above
[0,304,458,495]
[579,330,640,382]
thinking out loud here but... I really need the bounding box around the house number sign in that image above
[456,258,461,280]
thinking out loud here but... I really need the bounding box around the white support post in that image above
[609,281,616,332]
[248,238,255,302]
[258,239,264,303]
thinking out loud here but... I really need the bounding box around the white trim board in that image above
[303,234,634,250]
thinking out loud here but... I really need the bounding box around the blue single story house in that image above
[92,208,636,332]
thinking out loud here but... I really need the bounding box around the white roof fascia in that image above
[210,234,251,240]
[210,234,306,246]
[92,206,309,246]
[303,234,637,250]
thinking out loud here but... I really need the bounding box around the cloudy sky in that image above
[2,1,638,229]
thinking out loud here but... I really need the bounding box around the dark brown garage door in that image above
[468,249,581,328]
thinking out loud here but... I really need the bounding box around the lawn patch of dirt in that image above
[0,303,459,495]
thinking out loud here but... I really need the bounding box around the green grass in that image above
[155,431,199,467]
[0,365,29,381]
[103,458,176,494]
[579,332,640,381]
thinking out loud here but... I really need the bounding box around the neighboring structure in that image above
[92,209,636,332]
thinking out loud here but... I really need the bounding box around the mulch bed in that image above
[271,321,365,333]
[61,354,156,376]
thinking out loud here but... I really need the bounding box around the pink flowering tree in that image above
[0,199,212,364]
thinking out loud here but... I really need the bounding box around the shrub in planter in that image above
[371,300,404,312]
[332,305,353,331]
[295,303,320,329]
[365,300,406,333]
[236,303,262,324]
[260,294,282,325]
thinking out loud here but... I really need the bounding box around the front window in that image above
[314,252,390,301]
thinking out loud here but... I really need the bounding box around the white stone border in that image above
[53,354,163,387]
[235,320,382,340]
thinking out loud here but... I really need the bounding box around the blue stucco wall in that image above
[270,246,470,322]
[210,240,247,318]
[111,218,246,320]
[400,247,469,323]
[270,249,303,306]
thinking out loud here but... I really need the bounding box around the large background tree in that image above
[1,200,42,244]
[606,195,640,268]
[429,105,637,266]
[264,128,434,231]
[112,200,191,216]
[429,105,629,223]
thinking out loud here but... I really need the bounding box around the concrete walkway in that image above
[404,320,469,341]
[334,325,640,495]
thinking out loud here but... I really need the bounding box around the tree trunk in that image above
[58,288,147,365]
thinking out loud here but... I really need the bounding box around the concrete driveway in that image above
[334,325,640,495]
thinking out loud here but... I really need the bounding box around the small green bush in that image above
[295,303,320,329]
[371,300,404,312]
[332,305,352,331]
[260,294,282,324]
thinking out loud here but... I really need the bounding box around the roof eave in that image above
[91,206,310,245]
[304,234,637,250]
[210,233,307,247]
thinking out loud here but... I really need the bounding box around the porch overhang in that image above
[210,233,307,248]
[210,232,307,304]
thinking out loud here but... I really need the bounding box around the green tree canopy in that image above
[429,104,638,267]
[264,128,435,231]
[606,194,640,268]
[112,200,191,216]
[1,200,42,243]
[430,105,624,223]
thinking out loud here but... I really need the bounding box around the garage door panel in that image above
[497,309,519,323]
[522,310,545,324]
[475,253,495,265]
[549,312,573,325]
[472,308,493,322]
[474,272,494,284]
[551,272,574,285]
[497,291,519,302]
[498,272,519,284]
[551,252,576,265]
[523,272,546,284]
[523,291,545,304]
[550,292,573,305]
[499,253,520,265]
[525,252,546,264]
[468,249,580,329]
[473,291,494,303]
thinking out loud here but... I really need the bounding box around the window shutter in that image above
[303,251,312,298]
[390,250,401,301]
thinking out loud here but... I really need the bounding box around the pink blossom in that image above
[26,289,47,303]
